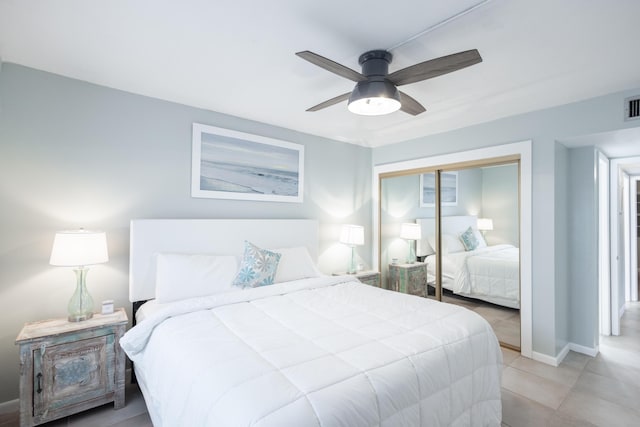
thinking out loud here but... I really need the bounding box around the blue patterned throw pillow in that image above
[232,241,282,288]
[460,226,479,251]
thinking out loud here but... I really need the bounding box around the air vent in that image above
[625,96,640,121]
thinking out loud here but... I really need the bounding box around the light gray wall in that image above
[554,143,570,353]
[373,86,640,358]
[568,147,598,349]
[481,164,519,246]
[0,64,371,402]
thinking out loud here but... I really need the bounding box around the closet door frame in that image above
[373,140,532,358]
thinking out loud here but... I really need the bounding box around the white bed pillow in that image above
[445,233,466,253]
[426,234,466,254]
[155,254,238,303]
[271,246,320,283]
[418,238,434,256]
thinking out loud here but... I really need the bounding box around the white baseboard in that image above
[531,350,561,367]
[0,398,18,415]
[555,344,571,365]
[531,341,598,367]
[568,342,599,357]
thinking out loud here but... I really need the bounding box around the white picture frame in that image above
[191,123,304,203]
[420,171,458,207]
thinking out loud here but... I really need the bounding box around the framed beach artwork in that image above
[191,123,304,202]
[420,171,458,207]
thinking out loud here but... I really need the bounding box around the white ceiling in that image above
[1,0,640,148]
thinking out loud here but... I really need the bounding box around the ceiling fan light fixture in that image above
[348,80,401,116]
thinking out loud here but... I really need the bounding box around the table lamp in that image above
[400,223,421,264]
[477,218,494,236]
[339,224,364,274]
[50,229,109,322]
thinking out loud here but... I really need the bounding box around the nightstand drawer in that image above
[33,334,114,420]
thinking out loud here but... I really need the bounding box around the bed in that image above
[417,216,520,309]
[120,219,502,426]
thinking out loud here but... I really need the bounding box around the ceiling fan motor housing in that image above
[358,50,393,77]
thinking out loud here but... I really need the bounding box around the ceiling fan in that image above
[296,48,482,116]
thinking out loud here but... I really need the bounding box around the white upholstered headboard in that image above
[129,219,319,302]
[416,215,478,256]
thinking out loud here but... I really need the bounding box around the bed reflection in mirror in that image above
[380,162,521,351]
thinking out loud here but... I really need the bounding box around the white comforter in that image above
[121,276,502,427]
[453,245,519,309]
[427,245,520,309]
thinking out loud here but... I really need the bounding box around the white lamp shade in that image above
[339,224,364,246]
[50,230,109,266]
[477,218,494,231]
[399,223,421,240]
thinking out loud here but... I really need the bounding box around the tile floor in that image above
[501,301,640,426]
[442,291,521,348]
[2,302,639,426]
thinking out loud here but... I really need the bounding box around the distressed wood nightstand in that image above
[333,270,381,287]
[388,262,428,297]
[15,309,128,427]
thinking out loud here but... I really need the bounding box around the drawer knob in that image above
[36,373,43,394]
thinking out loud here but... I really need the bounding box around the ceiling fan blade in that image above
[399,91,426,115]
[296,51,367,83]
[306,92,351,112]
[388,49,482,86]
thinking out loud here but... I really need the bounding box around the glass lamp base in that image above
[68,267,94,322]
[347,246,357,274]
[406,241,416,264]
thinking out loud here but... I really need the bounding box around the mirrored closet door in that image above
[379,158,521,351]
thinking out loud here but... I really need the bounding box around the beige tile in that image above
[559,350,590,371]
[509,356,581,387]
[547,411,598,427]
[108,412,153,427]
[596,344,640,368]
[442,295,478,308]
[600,333,640,353]
[572,371,640,411]
[474,305,517,322]
[492,319,521,348]
[501,367,571,410]
[585,352,640,386]
[67,385,148,427]
[501,347,520,366]
[558,390,640,427]
[501,389,553,427]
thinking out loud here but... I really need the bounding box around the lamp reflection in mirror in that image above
[339,224,364,274]
[50,229,109,322]
[477,218,494,236]
[400,223,421,264]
